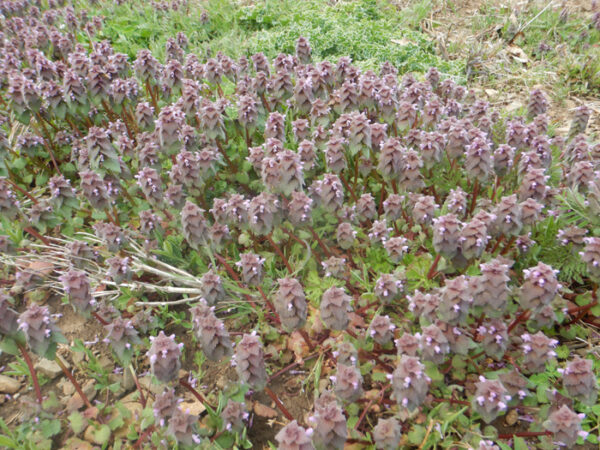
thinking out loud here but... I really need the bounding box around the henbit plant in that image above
[1,2,600,447]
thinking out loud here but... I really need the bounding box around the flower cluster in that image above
[147,331,183,383]
[190,300,233,361]
[233,332,267,390]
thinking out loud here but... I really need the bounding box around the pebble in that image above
[35,358,65,379]
[139,375,165,395]
[0,375,20,394]
[180,398,206,416]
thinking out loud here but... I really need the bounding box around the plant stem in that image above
[92,311,108,326]
[500,235,516,255]
[55,356,92,409]
[307,226,332,257]
[24,227,50,246]
[145,80,158,111]
[507,310,530,334]
[17,343,43,404]
[340,174,358,202]
[35,113,62,175]
[565,300,598,326]
[257,286,281,325]
[133,425,155,449]
[5,178,38,204]
[264,386,294,420]
[497,431,552,439]
[427,254,441,280]
[283,227,321,265]
[179,378,211,406]
[355,300,379,315]
[129,364,147,408]
[355,388,384,431]
[489,235,505,254]
[468,178,479,216]
[268,351,321,382]
[431,397,470,406]
[266,233,293,273]
[298,329,315,352]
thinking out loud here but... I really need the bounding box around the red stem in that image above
[55,356,92,409]
[431,397,470,406]
[133,425,155,449]
[179,378,211,407]
[145,80,158,111]
[5,179,38,204]
[340,174,358,202]
[130,367,147,408]
[427,254,441,280]
[308,226,332,257]
[507,310,531,334]
[298,329,315,352]
[34,113,62,176]
[468,178,479,216]
[24,227,50,246]
[17,343,43,404]
[489,235,505,254]
[267,351,321,382]
[257,286,281,325]
[264,387,294,421]
[266,233,293,273]
[500,236,517,255]
[92,311,109,326]
[355,301,379,315]
[497,431,552,439]
[565,301,598,325]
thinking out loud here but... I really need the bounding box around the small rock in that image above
[60,379,75,396]
[318,378,330,394]
[122,367,136,391]
[120,390,143,404]
[180,399,206,417]
[505,408,519,426]
[253,402,277,418]
[35,358,64,379]
[139,376,164,395]
[97,356,113,371]
[67,380,97,411]
[216,374,228,390]
[0,375,20,394]
[64,437,96,450]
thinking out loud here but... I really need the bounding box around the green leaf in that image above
[94,424,111,443]
[513,436,528,450]
[441,406,468,435]
[68,412,86,434]
[0,435,17,448]
[536,383,549,403]
[216,433,234,448]
[0,337,20,356]
[372,371,388,382]
[407,425,425,445]
[109,415,124,431]
[40,419,61,438]
[140,406,155,430]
